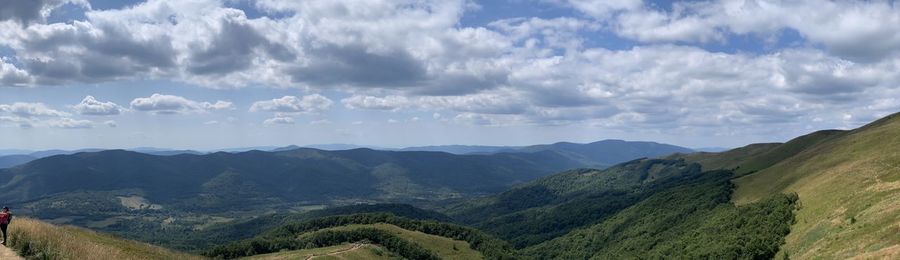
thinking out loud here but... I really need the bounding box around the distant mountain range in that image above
[0,139,692,169]
[397,145,517,154]
[0,139,692,220]
[0,154,37,169]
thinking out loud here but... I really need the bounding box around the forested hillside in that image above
[446,158,704,247]
[206,213,518,259]
[522,171,797,259]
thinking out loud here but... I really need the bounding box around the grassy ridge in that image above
[674,130,845,178]
[669,143,781,172]
[732,112,900,258]
[8,217,202,260]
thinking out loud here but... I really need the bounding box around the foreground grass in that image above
[8,217,204,260]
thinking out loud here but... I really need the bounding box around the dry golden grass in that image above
[8,217,205,260]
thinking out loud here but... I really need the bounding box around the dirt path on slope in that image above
[0,244,23,260]
[305,243,365,260]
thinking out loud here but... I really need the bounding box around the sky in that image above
[1,0,900,150]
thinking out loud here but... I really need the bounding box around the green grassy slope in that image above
[668,143,781,172]
[672,129,846,177]
[731,112,900,259]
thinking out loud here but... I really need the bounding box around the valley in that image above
[1,113,899,259]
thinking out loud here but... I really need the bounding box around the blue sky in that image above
[2,0,900,150]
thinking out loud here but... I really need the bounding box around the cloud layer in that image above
[1,0,899,142]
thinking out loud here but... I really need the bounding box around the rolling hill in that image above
[399,140,693,167]
[445,158,704,248]
[673,112,900,259]
[207,213,518,259]
[0,154,35,169]
[398,145,517,154]
[507,139,693,166]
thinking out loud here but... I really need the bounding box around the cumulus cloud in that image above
[1,0,900,139]
[0,0,88,25]
[104,120,117,127]
[48,117,92,129]
[0,0,515,93]
[0,102,69,117]
[263,116,295,125]
[564,0,900,62]
[0,59,33,87]
[129,93,233,114]
[73,95,122,115]
[250,95,333,114]
[341,95,409,111]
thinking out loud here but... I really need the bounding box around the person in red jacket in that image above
[0,207,11,246]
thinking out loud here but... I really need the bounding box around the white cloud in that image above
[453,113,495,125]
[341,95,409,111]
[73,95,123,115]
[563,0,900,62]
[0,102,69,117]
[0,0,89,25]
[0,116,34,128]
[0,0,899,144]
[129,93,232,114]
[263,116,295,125]
[49,118,93,129]
[250,95,333,114]
[104,120,117,127]
[203,101,235,111]
[0,59,33,87]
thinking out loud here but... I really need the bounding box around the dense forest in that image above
[446,159,706,247]
[206,213,518,259]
